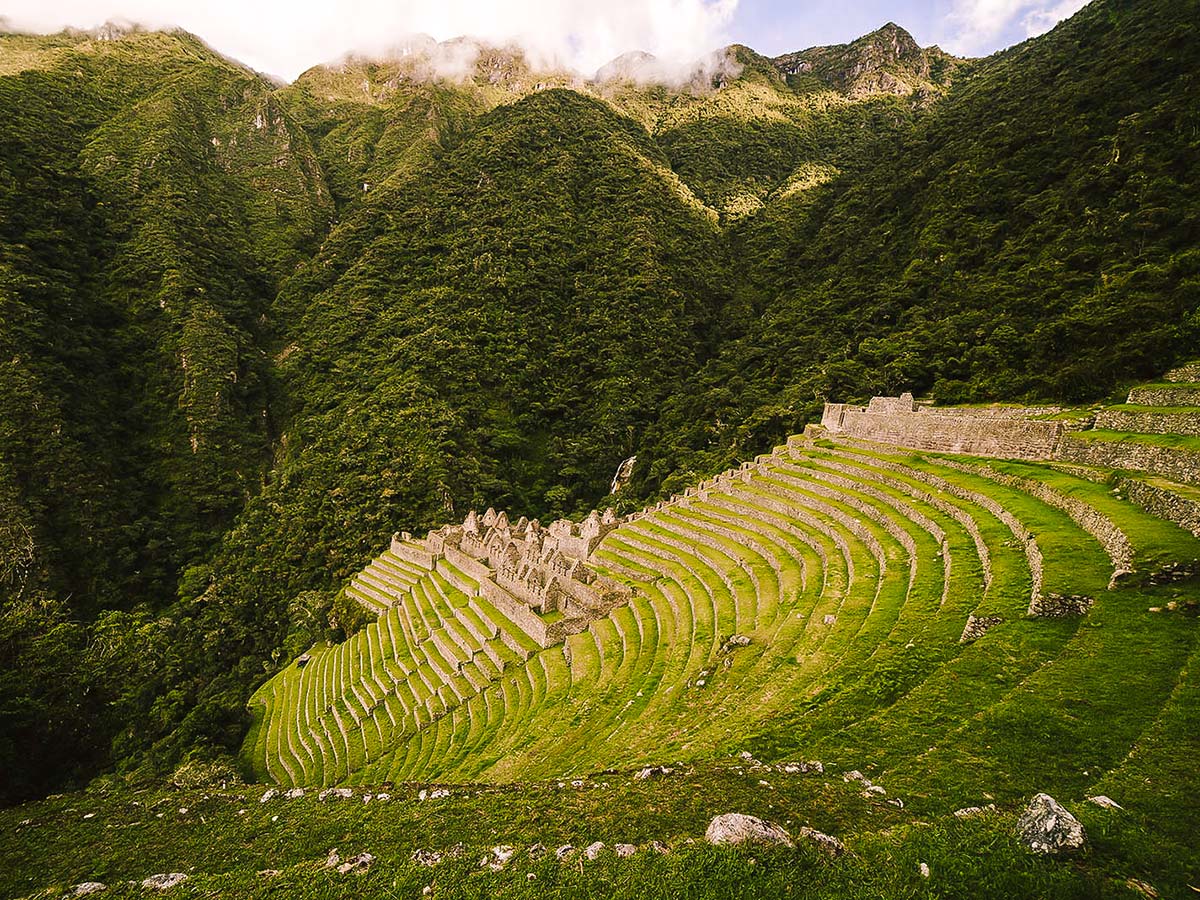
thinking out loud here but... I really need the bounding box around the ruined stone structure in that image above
[820,393,1067,460]
[358,508,629,649]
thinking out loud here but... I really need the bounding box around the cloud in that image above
[942,0,1090,56]
[3,0,739,81]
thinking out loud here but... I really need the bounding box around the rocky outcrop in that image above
[704,813,794,847]
[1016,794,1087,857]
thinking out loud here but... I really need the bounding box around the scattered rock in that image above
[527,843,546,860]
[555,844,574,860]
[797,826,845,858]
[256,870,281,878]
[486,846,515,870]
[70,883,107,897]
[615,843,637,858]
[1087,795,1123,810]
[141,874,188,891]
[918,862,930,879]
[705,813,793,848]
[336,853,375,875]
[960,614,1003,643]
[374,792,390,802]
[284,788,305,800]
[259,788,278,803]
[778,761,824,775]
[429,788,450,799]
[953,804,997,818]
[527,872,537,882]
[412,849,442,867]
[1016,794,1088,857]
[325,849,341,868]
[646,840,670,854]
[584,842,606,860]
[823,614,837,625]
[721,634,752,654]
[634,765,673,781]
[570,779,585,788]
[318,788,353,802]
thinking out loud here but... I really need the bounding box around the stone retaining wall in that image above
[1059,437,1200,487]
[1118,477,1200,539]
[1165,362,1200,383]
[940,459,1134,588]
[1127,386,1200,407]
[1094,409,1200,437]
[822,395,1064,461]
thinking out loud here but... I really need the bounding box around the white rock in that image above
[1016,794,1088,857]
[555,844,574,860]
[71,883,107,896]
[284,788,305,799]
[1088,795,1123,810]
[584,841,606,860]
[919,862,931,879]
[260,788,278,803]
[953,804,996,818]
[704,813,793,848]
[141,873,188,891]
[318,788,353,801]
[615,843,637,858]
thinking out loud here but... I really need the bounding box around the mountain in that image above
[0,0,1197,807]
[772,22,964,100]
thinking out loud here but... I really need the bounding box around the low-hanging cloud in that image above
[3,0,739,82]
[943,0,1090,56]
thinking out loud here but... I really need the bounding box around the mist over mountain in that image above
[0,0,1197,808]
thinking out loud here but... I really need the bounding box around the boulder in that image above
[318,788,353,801]
[141,874,188,891]
[584,841,606,860]
[1016,794,1088,857]
[70,884,107,897]
[615,843,637,858]
[284,788,305,799]
[259,788,278,803]
[704,813,794,848]
[554,844,574,860]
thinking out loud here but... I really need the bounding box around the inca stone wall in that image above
[1126,386,1200,407]
[821,394,1065,460]
[1165,362,1200,383]
[1094,409,1200,437]
[1058,438,1200,487]
[1118,477,1200,539]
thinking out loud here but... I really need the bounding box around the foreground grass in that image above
[0,759,1170,900]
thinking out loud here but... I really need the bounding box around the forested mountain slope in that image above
[0,0,1196,803]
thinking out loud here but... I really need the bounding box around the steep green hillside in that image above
[638,0,1200,489]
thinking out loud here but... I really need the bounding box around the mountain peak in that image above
[772,22,963,99]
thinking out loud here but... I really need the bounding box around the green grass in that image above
[0,757,1165,900]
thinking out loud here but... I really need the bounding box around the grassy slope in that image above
[0,758,1154,900]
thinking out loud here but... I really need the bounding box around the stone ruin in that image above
[820,393,1069,460]
[388,507,629,648]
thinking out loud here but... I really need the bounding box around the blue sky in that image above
[6,0,1093,80]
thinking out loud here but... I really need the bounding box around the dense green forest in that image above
[0,0,1197,803]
